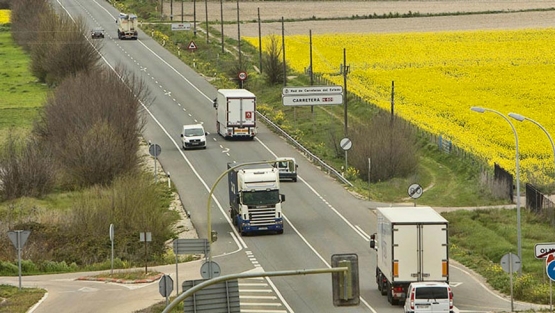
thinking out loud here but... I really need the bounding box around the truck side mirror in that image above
[280,194,285,202]
[235,194,240,204]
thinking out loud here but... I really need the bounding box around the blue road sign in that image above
[546,254,555,281]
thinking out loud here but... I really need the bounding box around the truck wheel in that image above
[277,229,283,234]
[387,282,393,304]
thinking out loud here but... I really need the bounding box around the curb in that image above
[76,273,163,284]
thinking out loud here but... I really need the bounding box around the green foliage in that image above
[445,208,555,305]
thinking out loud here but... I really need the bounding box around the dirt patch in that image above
[164,1,555,37]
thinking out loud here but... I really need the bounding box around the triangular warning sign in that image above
[187,40,197,50]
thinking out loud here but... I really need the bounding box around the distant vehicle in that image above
[214,89,257,139]
[180,124,207,149]
[370,206,449,305]
[91,27,105,39]
[404,282,454,313]
[116,13,138,40]
[273,157,298,182]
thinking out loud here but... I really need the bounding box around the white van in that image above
[180,124,207,149]
[274,157,298,182]
[404,282,454,313]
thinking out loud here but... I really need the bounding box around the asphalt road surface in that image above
[2,0,554,312]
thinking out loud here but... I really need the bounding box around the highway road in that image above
[1,0,550,312]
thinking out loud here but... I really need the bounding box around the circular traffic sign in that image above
[407,183,423,199]
[149,143,161,157]
[340,137,352,151]
[200,261,221,279]
[500,252,521,273]
[238,71,247,81]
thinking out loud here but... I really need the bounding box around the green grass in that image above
[444,208,555,305]
[0,285,46,313]
[0,31,47,135]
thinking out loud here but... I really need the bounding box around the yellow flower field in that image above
[245,29,555,184]
[0,10,10,24]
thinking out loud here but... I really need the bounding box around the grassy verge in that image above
[0,7,550,312]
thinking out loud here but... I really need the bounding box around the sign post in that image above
[109,224,114,276]
[340,137,352,176]
[7,230,31,290]
[500,252,521,312]
[546,253,555,311]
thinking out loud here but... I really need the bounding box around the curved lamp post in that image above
[509,112,555,168]
[471,106,521,272]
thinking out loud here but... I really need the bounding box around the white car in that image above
[404,282,454,313]
[180,124,207,149]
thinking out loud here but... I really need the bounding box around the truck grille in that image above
[248,207,277,226]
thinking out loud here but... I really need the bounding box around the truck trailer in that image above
[369,206,449,305]
[116,13,138,40]
[214,89,257,139]
[228,163,285,235]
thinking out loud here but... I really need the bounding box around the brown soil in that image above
[164,1,555,37]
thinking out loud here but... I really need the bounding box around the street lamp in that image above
[471,106,522,272]
[509,112,555,169]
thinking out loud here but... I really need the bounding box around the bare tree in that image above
[31,14,101,86]
[0,131,56,200]
[34,67,149,187]
[10,0,51,52]
[349,113,419,182]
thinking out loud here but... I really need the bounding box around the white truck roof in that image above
[218,89,256,98]
[376,206,447,224]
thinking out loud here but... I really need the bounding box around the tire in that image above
[380,274,387,296]
[387,282,393,304]
[277,229,284,234]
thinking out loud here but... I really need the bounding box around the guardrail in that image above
[257,113,353,187]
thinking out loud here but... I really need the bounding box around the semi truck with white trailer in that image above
[214,89,257,139]
[369,206,449,305]
[116,13,138,40]
[228,163,285,235]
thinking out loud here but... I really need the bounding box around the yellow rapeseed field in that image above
[245,29,555,184]
[0,10,10,24]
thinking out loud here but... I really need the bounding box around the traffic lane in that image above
[244,224,379,313]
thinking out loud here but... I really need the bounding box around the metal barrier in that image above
[257,113,353,187]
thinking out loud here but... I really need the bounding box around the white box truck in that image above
[214,89,257,139]
[369,206,449,305]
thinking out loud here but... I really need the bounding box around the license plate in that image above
[259,227,268,230]
[416,305,430,309]
[235,128,248,133]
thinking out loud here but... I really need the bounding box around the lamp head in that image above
[471,106,486,113]
[508,113,525,122]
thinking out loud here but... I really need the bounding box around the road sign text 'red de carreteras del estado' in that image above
[282,86,343,106]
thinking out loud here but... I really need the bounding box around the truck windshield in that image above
[242,190,280,206]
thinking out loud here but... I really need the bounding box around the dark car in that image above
[91,27,105,39]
